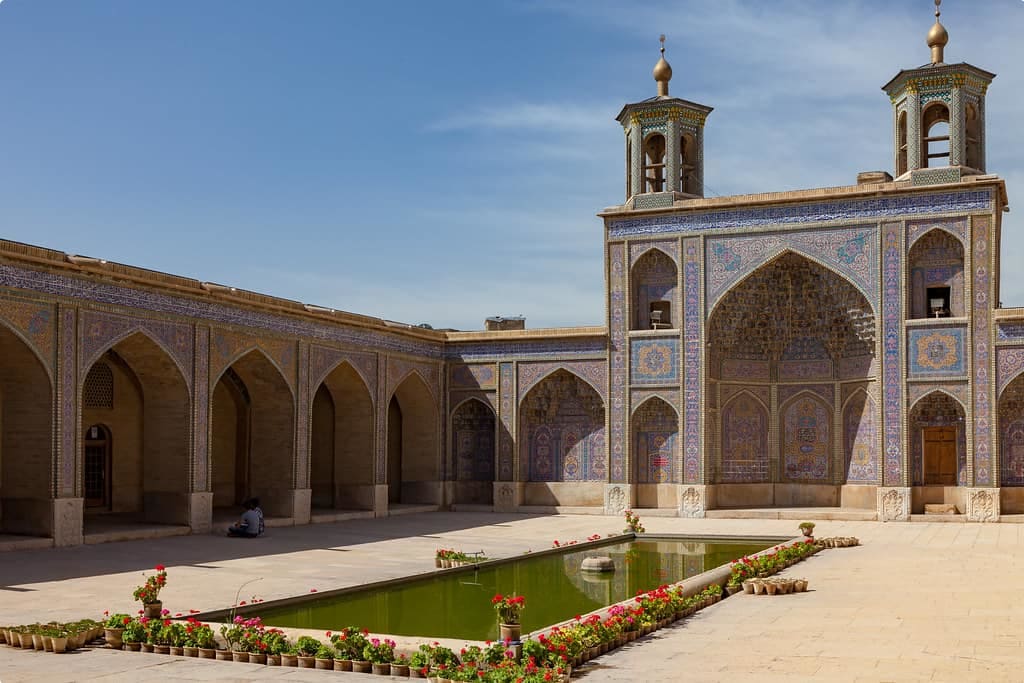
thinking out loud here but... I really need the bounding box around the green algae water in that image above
[258,538,772,640]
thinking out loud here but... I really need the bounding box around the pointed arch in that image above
[0,313,54,382]
[213,346,294,398]
[84,328,190,394]
[631,396,678,493]
[388,371,439,505]
[518,365,607,407]
[311,357,375,406]
[391,367,437,401]
[80,330,192,523]
[780,391,832,483]
[211,348,295,516]
[708,247,876,321]
[842,388,879,483]
[631,247,678,331]
[310,360,375,510]
[450,397,496,505]
[719,390,769,483]
[908,387,967,414]
[998,373,1024,486]
[519,368,605,482]
[0,318,54,536]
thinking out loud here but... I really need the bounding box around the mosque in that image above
[0,3,1018,547]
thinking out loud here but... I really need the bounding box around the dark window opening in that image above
[927,286,951,318]
[649,301,672,329]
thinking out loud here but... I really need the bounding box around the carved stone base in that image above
[603,484,631,516]
[877,487,911,522]
[966,487,1000,522]
[677,485,708,518]
[493,482,521,513]
[187,492,213,534]
[52,497,83,547]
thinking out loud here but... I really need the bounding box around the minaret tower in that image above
[616,36,713,210]
[882,0,995,183]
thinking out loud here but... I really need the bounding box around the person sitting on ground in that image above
[250,497,266,536]
[227,498,263,538]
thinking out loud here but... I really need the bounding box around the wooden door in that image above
[923,426,957,485]
[83,424,111,508]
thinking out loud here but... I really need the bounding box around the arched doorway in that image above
[211,350,294,518]
[450,398,496,505]
[909,392,965,487]
[706,252,876,508]
[310,362,375,511]
[519,369,605,507]
[81,332,191,525]
[0,321,53,537]
[387,372,439,506]
[631,397,678,509]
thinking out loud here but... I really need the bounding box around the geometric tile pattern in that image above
[781,394,831,482]
[450,363,497,390]
[843,391,879,483]
[683,238,701,483]
[882,222,904,485]
[630,338,679,385]
[907,327,966,376]
[517,360,607,403]
[497,362,514,481]
[973,216,993,486]
[608,243,627,482]
[631,397,677,483]
[997,347,1024,395]
[80,310,194,391]
[719,391,768,483]
[0,295,54,373]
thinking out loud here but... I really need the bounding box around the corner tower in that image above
[882,0,995,182]
[616,36,713,210]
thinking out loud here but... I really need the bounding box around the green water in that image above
[257,538,771,640]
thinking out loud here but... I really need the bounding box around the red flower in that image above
[239,601,247,606]
[155,565,165,571]
[310,588,317,593]
[122,616,131,625]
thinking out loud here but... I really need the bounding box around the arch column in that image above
[54,304,83,546]
[188,325,213,533]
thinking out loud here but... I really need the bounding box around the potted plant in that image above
[799,522,816,538]
[313,643,335,670]
[281,644,299,667]
[165,622,187,656]
[492,593,526,642]
[102,613,131,650]
[409,648,430,678]
[329,628,355,670]
[391,652,411,677]
[295,635,321,668]
[152,618,172,655]
[133,565,168,619]
[219,617,244,660]
[345,628,372,673]
[264,628,287,665]
[363,637,396,675]
[623,509,646,534]
[189,621,217,659]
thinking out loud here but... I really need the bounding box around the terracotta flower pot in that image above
[352,659,372,673]
[391,663,411,677]
[281,653,298,667]
[125,642,142,652]
[249,652,267,664]
[499,623,521,643]
[154,644,170,655]
[315,657,333,670]
[143,601,163,619]
[51,636,68,654]
[297,655,315,668]
[335,658,353,671]
[183,646,198,657]
[198,647,216,659]
[372,662,390,675]
[141,642,155,653]
[215,649,232,661]
[267,654,281,665]
[169,646,184,656]
[231,650,249,663]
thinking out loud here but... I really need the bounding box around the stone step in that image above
[910,514,965,523]
[705,508,878,522]
[924,504,959,515]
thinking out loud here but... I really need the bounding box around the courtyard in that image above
[1,512,1022,681]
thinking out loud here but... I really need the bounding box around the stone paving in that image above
[1,513,1023,681]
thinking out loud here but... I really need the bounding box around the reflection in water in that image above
[258,539,771,640]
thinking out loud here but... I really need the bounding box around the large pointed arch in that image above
[310,360,375,511]
[388,371,439,506]
[450,396,496,505]
[908,390,966,487]
[519,368,605,483]
[0,318,54,537]
[517,364,607,406]
[999,373,1024,487]
[80,330,191,525]
[210,348,295,517]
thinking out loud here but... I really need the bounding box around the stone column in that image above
[494,362,519,512]
[666,118,680,194]
[906,90,922,171]
[186,325,213,534]
[950,86,964,167]
[53,304,83,546]
[373,354,389,517]
[629,121,643,197]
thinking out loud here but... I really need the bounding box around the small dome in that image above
[653,54,673,84]
[927,19,948,49]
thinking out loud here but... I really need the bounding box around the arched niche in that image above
[450,398,496,505]
[211,349,294,517]
[908,229,964,319]
[909,391,966,487]
[780,392,832,483]
[631,248,678,331]
[631,397,678,509]
[0,321,53,537]
[310,361,375,511]
[719,392,769,484]
[1000,375,1024,489]
[81,331,191,526]
[921,102,950,168]
[842,390,879,484]
[388,372,439,506]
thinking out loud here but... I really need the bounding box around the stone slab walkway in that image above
[1,513,1022,681]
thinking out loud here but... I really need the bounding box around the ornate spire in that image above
[653,34,672,97]
[927,0,949,65]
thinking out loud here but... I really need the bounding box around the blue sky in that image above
[1,1,1022,330]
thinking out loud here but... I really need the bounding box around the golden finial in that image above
[653,34,672,97]
[927,0,948,65]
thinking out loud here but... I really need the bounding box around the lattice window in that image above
[83,362,114,409]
